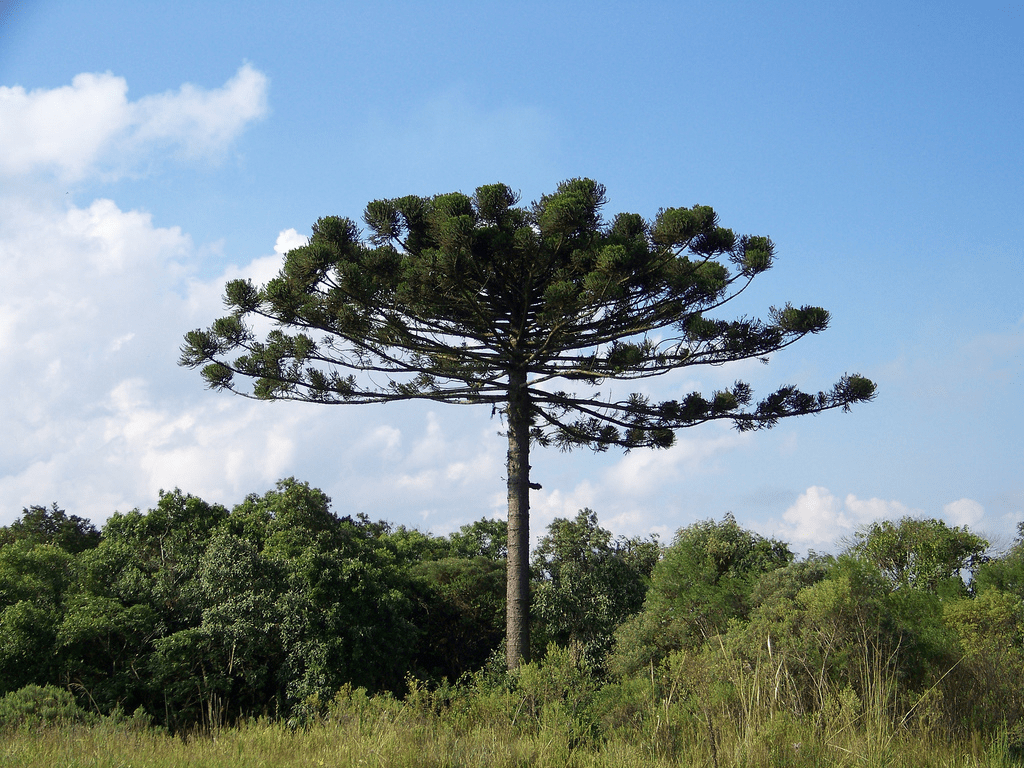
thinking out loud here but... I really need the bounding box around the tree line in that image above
[0,480,653,730]
[3,479,1024,744]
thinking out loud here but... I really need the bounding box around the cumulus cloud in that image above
[0,195,188,359]
[0,61,289,525]
[943,498,985,527]
[0,67,543,531]
[128,65,268,159]
[387,412,506,517]
[0,186,511,524]
[0,187,502,529]
[0,195,192,467]
[274,228,308,255]
[0,64,268,181]
[776,486,917,552]
[0,187,512,526]
[99,378,316,506]
[774,488,991,552]
[0,72,128,179]
[3,66,903,547]
[0,185,304,521]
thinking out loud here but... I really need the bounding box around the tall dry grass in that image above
[2,644,1020,767]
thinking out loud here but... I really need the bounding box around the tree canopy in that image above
[531,509,659,668]
[181,178,876,667]
[847,516,989,595]
[0,503,100,554]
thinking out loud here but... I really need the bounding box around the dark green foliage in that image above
[609,515,793,676]
[410,556,505,680]
[5,484,1024,745]
[57,492,236,725]
[99,489,229,630]
[0,503,100,554]
[530,510,658,668]
[147,529,284,728]
[147,479,423,717]
[403,518,509,679]
[0,480,482,729]
[0,540,76,691]
[943,588,1024,732]
[381,524,454,563]
[447,518,508,561]
[185,174,872,441]
[56,592,158,718]
[746,552,834,608]
[276,524,418,701]
[0,538,77,608]
[975,522,1024,598]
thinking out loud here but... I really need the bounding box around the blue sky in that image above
[1,1,1021,553]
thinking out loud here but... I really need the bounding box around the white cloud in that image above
[445,448,500,487]
[387,414,505,507]
[0,194,193,516]
[943,498,985,527]
[0,176,512,526]
[776,486,916,552]
[128,64,268,160]
[0,64,268,181]
[767,490,993,555]
[0,129,300,525]
[274,228,308,255]
[0,195,193,475]
[100,379,308,505]
[360,425,402,457]
[184,251,283,323]
[603,430,749,499]
[407,412,447,467]
[530,481,600,543]
[770,485,997,554]
[0,68,541,532]
[0,72,129,179]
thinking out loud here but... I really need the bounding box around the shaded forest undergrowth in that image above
[4,478,1024,766]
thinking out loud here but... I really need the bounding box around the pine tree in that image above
[181,178,875,668]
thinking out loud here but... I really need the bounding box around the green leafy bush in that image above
[609,514,791,676]
[0,684,93,729]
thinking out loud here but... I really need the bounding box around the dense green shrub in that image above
[608,514,791,676]
[0,684,93,729]
[848,516,988,595]
[531,510,659,669]
[410,556,505,680]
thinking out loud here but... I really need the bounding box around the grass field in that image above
[2,682,1020,768]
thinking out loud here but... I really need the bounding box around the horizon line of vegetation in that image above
[3,476,1024,765]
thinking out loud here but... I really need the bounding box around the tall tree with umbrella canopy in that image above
[181,178,875,668]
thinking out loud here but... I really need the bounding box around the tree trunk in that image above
[505,369,532,669]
